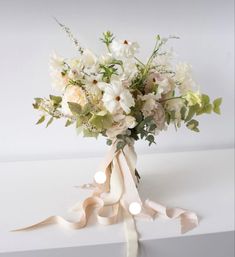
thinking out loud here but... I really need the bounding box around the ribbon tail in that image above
[144,199,199,234]
[123,206,138,257]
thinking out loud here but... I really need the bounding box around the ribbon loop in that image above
[12,143,198,257]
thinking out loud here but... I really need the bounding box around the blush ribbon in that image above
[12,143,198,257]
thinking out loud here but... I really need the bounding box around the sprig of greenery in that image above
[54,18,84,54]
[99,63,118,83]
[100,31,115,52]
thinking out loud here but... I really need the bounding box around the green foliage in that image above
[89,111,113,130]
[186,119,200,132]
[100,31,115,51]
[99,64,118,83]
[65,119,74,127]
[83,129,99,138]
[106,139,112,146]
[67,102,82,115]
[46,117,54,127]
[185,104,200,122]
[135,116,156,145]
[36,115,45,125]
[116,140,127,151]
[213,98,222,114]
[196,94,212,115]
[49,95,62,105]
[33,98,43,109]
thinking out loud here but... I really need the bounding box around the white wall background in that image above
[0,0,234,161]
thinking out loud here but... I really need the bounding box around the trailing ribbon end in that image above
[12,143,199,257]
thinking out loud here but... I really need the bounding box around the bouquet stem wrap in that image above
[13,142,198,257]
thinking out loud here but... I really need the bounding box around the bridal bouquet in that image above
[28,22,222,257]
[33,23,222,152]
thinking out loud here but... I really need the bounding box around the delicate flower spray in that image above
[33,21,222,152]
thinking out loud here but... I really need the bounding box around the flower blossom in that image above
[102,80,135,114]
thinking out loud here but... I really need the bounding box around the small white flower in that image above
[121,60,138,81]
[102,80,135,114]
[175,63,197,94]
[49,52,64,71]
[99,52,113,65]
[81,49,97,67]
[110,39,139,58]
[49,53,68,92]
[50,70,68,92]
[145,73,172,98]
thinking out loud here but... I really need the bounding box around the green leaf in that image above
[33,98,44,109]
[196,94,212,115]
[186,119,200,132]
[67,102,82,115]
[213,97,222,114]
[89,112,113,130]
[83,129,99,138]
[185,104,199,122]
[36,115,45,125]
[76,117,83,128]
[165,112,171,125]
[49,95,62,104]
[65,119,74,127]
[82,103,92,115]
[34,97,44,103]
[46,117,54,127]
[106,139,113,146]
[116,141,126,151]
[180,106,187,120]
[146,134,155,146]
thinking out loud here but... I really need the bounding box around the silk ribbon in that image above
[12,142,198,257]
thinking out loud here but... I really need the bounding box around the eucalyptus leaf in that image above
[49,95,62,104]
[65,119,74,127]
[68,102,82,115]
[186,119,200,132]
[89,113,112,130]
[83,129,99,138]
[46,117,54,127]
[213,98,222,114]
[36,115,45,125]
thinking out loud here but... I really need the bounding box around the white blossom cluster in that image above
[33,28,221,149]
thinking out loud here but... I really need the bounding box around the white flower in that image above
[81,49,97,67]
[110,39,139,58]
[154,48,174,67]
[67,58,83,80]
[50,70,68,92]
[102,80,135,114]
[99,53,113,65]
[49,53,68,92]
[175,63,197,94]
[145,73,173,98]
[121,60,138,80]
[84,75,103,102]
[62,85,88,115]
[49,52,64,71]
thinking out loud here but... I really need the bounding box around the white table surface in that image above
[0,148,234,257]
